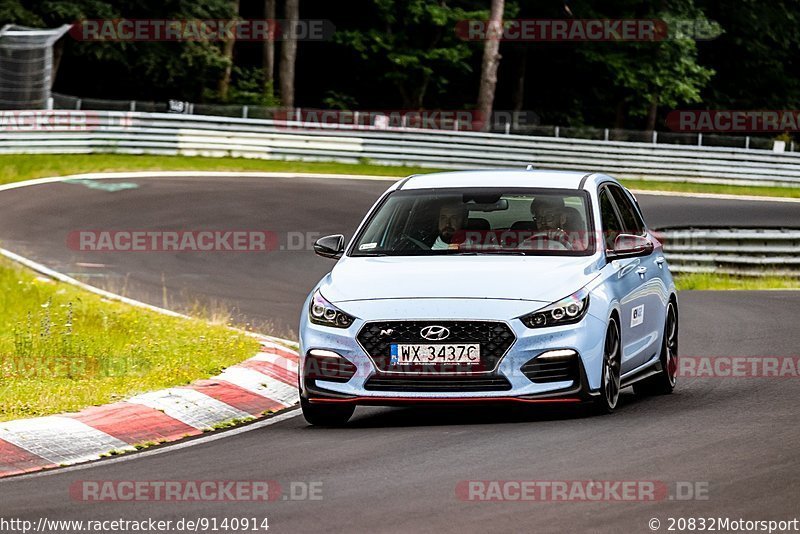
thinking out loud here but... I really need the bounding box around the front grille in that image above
[521,354,580,383]
[357,320,515,374]
[364,374,512,392]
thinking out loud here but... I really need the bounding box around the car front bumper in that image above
[298,297,608,405]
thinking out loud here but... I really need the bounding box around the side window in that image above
[599,188,624,250]
[608,185,646,236]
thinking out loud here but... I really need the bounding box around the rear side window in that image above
[608,185,646,236]
[599,189,623,250]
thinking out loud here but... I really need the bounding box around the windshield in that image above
[350,188,594,257]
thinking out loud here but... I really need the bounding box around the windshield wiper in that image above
[465,250,528,256]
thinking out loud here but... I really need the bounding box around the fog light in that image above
[305,349,357,384]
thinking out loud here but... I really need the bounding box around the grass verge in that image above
[0,154,426,185]
[1,154,799,199]
[622,178,800,199]
[674,272,800,290]
[0,258,260,422]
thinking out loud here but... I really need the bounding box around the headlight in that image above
[519,289,590,328]
[308,290,355,328]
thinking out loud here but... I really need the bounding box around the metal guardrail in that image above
[2,110,800,187]
[655,228,800,276]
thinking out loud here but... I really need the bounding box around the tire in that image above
[634,301,678,396]
[300,396,355,426]
[594,317,622,414]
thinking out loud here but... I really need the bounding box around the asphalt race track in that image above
[0,175,798,334]
[0,175,799,533]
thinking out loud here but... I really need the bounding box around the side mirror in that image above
[606,234,654,260]
[314,234,345,259]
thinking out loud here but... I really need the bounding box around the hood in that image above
[318,255,601,305]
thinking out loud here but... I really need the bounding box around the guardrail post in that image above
[76,99,81,110]
[604,128,609,141]
[652,131,658,144]
[130,100,136,112]
[555,126,560,138]
[46,97,53,110]
[745,136,750,149]
[697,133,703,146]
[505,123,511,135]
[242,105,248,119]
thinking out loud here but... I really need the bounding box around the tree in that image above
[4,0,236,102]
[574,0,715,130]
[218,0,241,101]
[476,0,504,130]
[695,0,800,110]
[334,0,490,109]
[279,0,299,108]
[262,0,276,94]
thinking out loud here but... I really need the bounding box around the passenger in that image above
[530,196,565,232]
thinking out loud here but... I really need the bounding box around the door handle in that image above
[636,266,648,277]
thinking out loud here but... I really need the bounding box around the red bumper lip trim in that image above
[308,396,582,405]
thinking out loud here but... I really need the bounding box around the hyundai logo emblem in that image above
[420,325,451,341]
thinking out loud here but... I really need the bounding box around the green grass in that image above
[0,258,260,422]
[674,272,800,290]
[1,154,799,199]
[622,178,800,199]
[0,154,424,185]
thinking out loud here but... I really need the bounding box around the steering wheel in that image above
[390,234,430,252]
[521,229,573,250]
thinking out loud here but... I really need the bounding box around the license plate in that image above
[390,343,481,365]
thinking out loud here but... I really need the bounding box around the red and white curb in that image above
[0,339,299,478]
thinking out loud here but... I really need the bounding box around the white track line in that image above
[0,170,796,202]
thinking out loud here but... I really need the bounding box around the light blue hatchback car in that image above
[298,170,678,425]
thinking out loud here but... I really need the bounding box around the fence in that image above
[2,110,800,187]
[50,92,787,152]
[655,228,800,276]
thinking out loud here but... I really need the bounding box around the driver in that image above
[432,201,468,250]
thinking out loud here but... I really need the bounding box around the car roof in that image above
[397,169,613,191]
